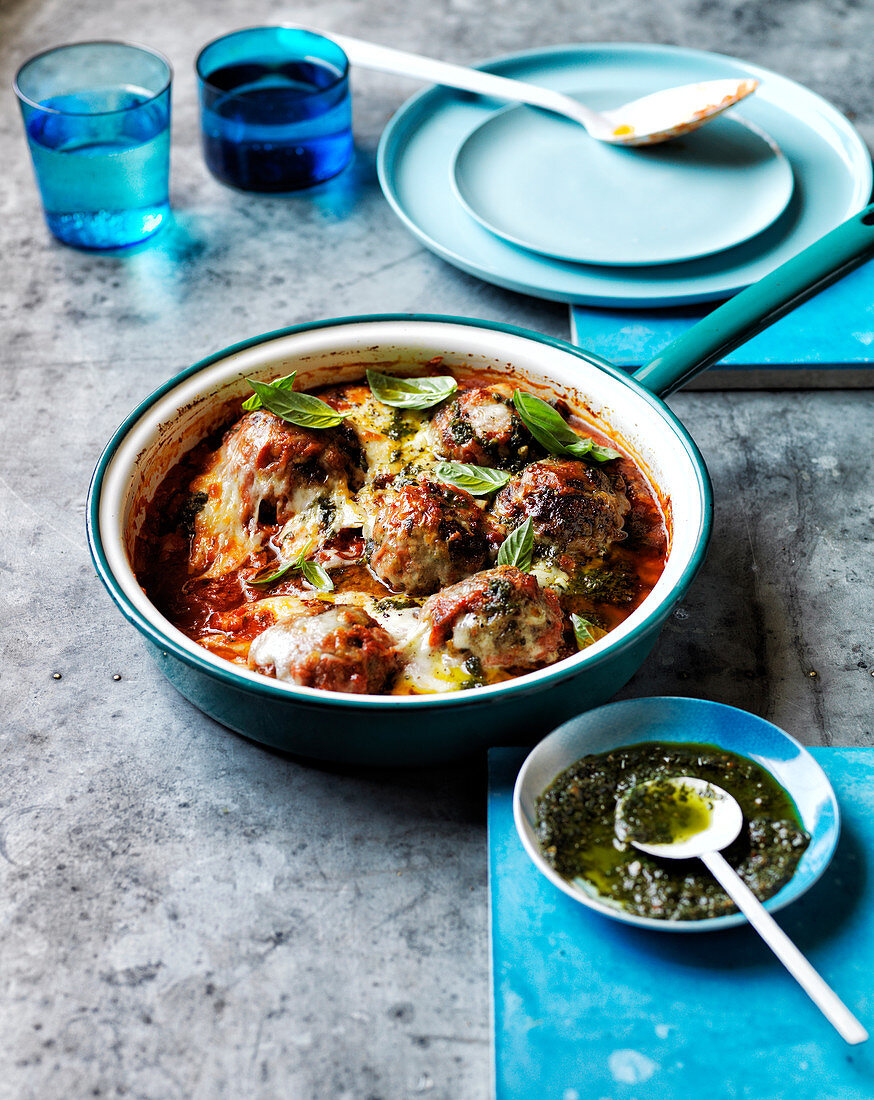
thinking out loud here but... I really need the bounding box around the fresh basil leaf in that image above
[513,390,620,462]
[299,560,334,592]
[497,517,534,571]
[589,440,620,462]
[366,369,457,410]
[242,372,297,411]
[513,388,580,449]
[250,561,298,586]
[246,378,347,428]
[435,460,511,495]
[250,540,334,591]
[570,613,598,649]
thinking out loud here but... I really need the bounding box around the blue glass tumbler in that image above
[196,27,353,192]
[14,41,172,250]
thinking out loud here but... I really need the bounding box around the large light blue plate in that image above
[452,107,794,266]
[513,697,841,932]
[377,43,872,306]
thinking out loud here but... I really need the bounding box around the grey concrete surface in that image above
[2,0,874,1097]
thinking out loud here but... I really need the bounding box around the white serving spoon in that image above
[615,776,868,1045]
[325,32,758,146]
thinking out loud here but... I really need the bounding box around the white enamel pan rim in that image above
[88,314,713,710]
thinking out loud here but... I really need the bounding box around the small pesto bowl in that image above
[513,697,840,932]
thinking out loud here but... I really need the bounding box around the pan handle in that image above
[634,202,874,398]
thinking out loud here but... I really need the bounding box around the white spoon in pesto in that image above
[616,776,868,1046]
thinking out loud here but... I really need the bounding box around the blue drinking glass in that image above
[14,41,172,250]
[196,27,353,192]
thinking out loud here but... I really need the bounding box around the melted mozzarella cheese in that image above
[274,482,365,564]
[530,557,570,593]
[344,394,436,481]
[469,400,514,437]
[235,594,326,621]
[248,607,355,682]
[190,440,364,579]
[398,630,476,694]
[361,600,471,694]
[189,462,260,578]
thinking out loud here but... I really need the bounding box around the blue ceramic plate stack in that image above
[377,43,872,306]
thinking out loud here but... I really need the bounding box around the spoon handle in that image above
[325,32,605,133]
[700,850,868,1045]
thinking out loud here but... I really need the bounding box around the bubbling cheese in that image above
[136,372,668,699]
[344,392,436,482]
[273,483,366,565]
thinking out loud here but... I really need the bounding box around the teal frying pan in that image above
[87,203,874,764]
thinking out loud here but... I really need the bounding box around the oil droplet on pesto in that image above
[619,777,714,847]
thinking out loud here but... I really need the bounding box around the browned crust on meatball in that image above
[229,409,361,483]
[201,409,363,523]
[422,565,564,670]
[229,409,331,471]
[248,606,399,694]
[492,457,630,559]
[369,476,498,596]
[430,388,537,470]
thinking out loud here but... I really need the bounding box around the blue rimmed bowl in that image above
[86,315,712,765]
[513,697,840,932]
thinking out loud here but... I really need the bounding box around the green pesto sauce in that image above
[620,778,714,847]
[383,407,422,441]
[535,742,810,921]
[563,564,638,605]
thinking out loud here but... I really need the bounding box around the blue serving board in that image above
[489,747,874,1100]
[569,260,874,388]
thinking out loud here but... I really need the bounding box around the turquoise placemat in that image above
[569,261,874,387]
[489,747,874,1100]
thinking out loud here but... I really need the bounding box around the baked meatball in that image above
[247,606,398,694]
[430,387,536,470]
[211,408,360,516]
[190,410,361,574]
[422,565,564,671]
[368,475,496,596]
[492,457,630,559]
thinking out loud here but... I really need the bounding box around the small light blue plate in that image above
[377,43,872,306]
[452,107,794,266]
[513,697,840,932]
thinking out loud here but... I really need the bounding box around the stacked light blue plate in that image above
[377,43,872,307]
